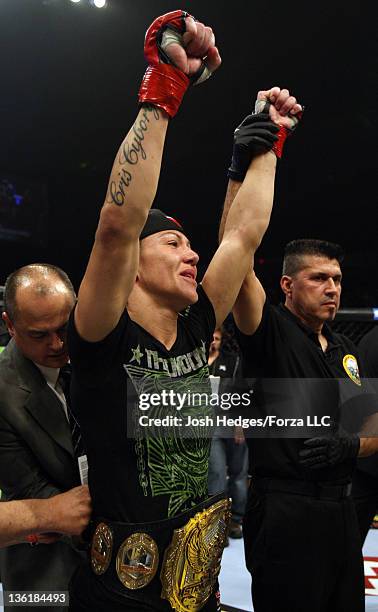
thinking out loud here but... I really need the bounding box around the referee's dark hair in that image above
[282,239,344,277]
[3,263,75,323]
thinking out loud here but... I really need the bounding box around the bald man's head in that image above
[4,264,75,323]
[2,264,76,367]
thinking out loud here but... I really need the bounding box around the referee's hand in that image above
[299,431,360,469]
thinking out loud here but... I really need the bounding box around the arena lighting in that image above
[373,309,378,320]
[68,0,108,6]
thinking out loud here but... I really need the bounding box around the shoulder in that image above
[331,332,366,380]
[193,285,216,316]
[0,342,19,387]
[332,330,358,354]
[359,326,378,354]
[68,307,130,353]
[236,301,282,342]
[0,377,29,423]
[0,340,13,367]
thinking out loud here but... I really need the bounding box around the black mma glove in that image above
[299,430,360,470]
[227,112,279,182]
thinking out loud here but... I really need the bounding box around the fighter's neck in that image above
[127,296,178,351]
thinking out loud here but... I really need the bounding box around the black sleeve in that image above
[234,300,277,377]
[235,300,269,349]
[67,307,130,387]
[338,337,378,434]
[187,284,217,347]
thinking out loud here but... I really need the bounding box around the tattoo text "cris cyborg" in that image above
[107,105,160,206]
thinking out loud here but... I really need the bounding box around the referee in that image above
[219,96,378,611]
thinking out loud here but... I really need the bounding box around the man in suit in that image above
[0,263,87,609]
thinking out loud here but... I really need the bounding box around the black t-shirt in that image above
[68,285,216,523]
[236,302,376,483]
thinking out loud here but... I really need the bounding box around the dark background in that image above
[0,0,376,305]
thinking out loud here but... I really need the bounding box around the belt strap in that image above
[254,478,352,500]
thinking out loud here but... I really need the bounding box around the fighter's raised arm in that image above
[202,88,302,329]
[75,11,221,342]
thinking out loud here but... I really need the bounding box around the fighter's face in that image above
[3,288,74,368]
[282,256,342,325]
[138,231,199,310]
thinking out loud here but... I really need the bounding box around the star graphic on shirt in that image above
[130,344,144,365]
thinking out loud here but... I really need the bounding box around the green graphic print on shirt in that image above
[125,342,213,518]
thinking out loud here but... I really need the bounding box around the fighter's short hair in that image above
[282,239,344,276]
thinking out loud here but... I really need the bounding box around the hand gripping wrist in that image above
[138,10,209,117]
[227,112,279,182]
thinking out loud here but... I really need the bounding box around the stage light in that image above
[93,0,106,7]
[69,0,81,3]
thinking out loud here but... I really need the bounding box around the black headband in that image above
[140,209,184,240]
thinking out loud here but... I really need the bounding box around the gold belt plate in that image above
[161,498,231,612]
[91,522,113,575]
[116,532,159,590]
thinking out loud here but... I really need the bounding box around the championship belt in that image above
[89,493,230,611]
[161,498,231,612]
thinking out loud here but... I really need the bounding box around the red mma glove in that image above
[271,110,303,159]
[138,10,213,117]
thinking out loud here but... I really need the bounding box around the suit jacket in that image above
[0,340,84,607]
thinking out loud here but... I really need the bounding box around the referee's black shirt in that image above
[236,302,377,483]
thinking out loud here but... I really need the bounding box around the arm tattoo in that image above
[106,105,160,207]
